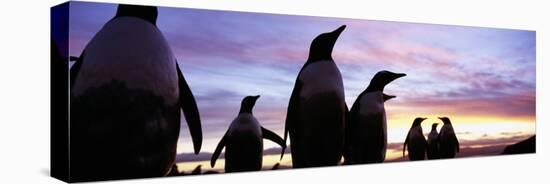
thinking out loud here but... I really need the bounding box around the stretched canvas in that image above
[51,1,536,182]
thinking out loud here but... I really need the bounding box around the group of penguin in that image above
[52,4,460,181]
[403,117,460,161]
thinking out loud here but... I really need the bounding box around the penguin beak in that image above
[327,25,346,48]
[395,73,407,79]
[331,25,347,37]
[382,93,396,102]
[251,95,261,104]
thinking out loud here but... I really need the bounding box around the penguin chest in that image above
[294,61,346,153]
[407,128,425,148]
[358,92,386,117]
[298,61,345,100]
[427,131,439,144]
[225,114,263,169]
[69,17,181,176]
[356,92,387,140]
[439,125,456,145]
[72,17,179,105]
[407,127,426,159]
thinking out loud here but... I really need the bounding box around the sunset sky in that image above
[65,2,535,170]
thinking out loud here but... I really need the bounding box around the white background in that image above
[0,0,547,183]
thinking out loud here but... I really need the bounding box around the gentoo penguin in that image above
[502,135,535,154]
[427,123,440,159]
[344,70,406,164]
[437,117,459,158]
[403,118,428,161]
[280,25,348,168]
[211,96,286,172]
[69,5,202,181]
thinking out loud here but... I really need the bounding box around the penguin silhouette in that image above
[403,117,428,161]
[344,70,406,164]
[211,96,286,172]
[280,25,348,168]
[437,117,459,158]
[427,123,440,159]
[69,4,202,181]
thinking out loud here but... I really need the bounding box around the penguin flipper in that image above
[261,127,286,153]
[281,80,301,159]
[177,62,203,154]
[210,134,227,168]
[453,134,460,153]
[69,51,85,90]
[403,133,410,158]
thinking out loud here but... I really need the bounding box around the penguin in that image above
[437,117,460,158]
[211,95,286,172]
[427,123,440,159]
[344,70,406,164]
[280,25,348,168]
[403,117,428,161]
[69,4,202,181]
[271,163,281,170]
[191,165,203,175]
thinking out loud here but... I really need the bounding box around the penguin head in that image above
[114,4,158,25]
[431,123,439,130]
[438,117,452,124]
[366,70,406,92]
[239,95,260,114]
[412,117,427,127]
[382,93,396,102]
[307,25,346,62]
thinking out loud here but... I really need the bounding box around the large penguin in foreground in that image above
[69,5,202,181]
[211,96,286,172]
[427,123,440,159]
[344,70,406,164]
[438,117,459,158]
[403,118,428,161]
[280,25,348,168]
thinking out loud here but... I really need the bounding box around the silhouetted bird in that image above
[344,70,406,164]
[191,165,202,175]
[427,123,440,159]
[502,135,535,154]
[167,164,180,176]
[437,117,459,158]
[403,118,428,161]
[69,4,202,181]
[271,163,281,170]
[280,25,348,168]
[211,96,286,172]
